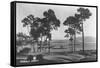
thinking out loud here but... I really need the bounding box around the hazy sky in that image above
[16,3,96,40]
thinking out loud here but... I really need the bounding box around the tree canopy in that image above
[21,9,60,42]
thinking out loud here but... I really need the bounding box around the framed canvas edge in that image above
[10,1,98,67]
[10,1,16,67]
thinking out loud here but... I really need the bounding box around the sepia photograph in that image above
[13,1,97,66]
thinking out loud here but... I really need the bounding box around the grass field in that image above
[16,38,97,66]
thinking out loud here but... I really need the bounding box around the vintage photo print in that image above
[11,1,97,66]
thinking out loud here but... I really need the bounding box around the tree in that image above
[76,8,92,52]
[63,16,81,52]
[64,28,75,52]
[42,9,60,52]
[16,32,27,40]
[21,9,60,53]
[16,32,25,46]
[22,15,42,53]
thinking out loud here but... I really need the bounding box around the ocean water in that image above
[50,40,96,51]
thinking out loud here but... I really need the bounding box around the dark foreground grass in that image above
[16,50,97,66]
[16,57,60,66]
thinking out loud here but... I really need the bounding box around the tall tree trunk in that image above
[71,40,73,52]
[27,26,30,35]
[34,41,38,53]
[31,40,35,53]
[48,40,50,53]
[72,36,74,52]
[45,36,48,42]
[73,35,75,52]
[40,33,42,52]
[82,23,84,52]
[70,36,73,52]
[73,28,76,52]
[30,44,34,53]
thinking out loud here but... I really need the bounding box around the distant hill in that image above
[76,36,96,43]
[51,36,96,43]
[50,36,96,50]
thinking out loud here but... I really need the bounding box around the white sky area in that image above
[16,3,96,40]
